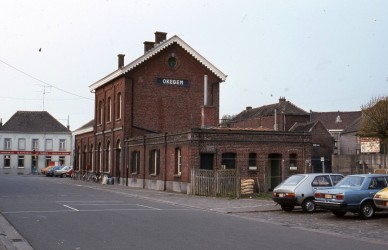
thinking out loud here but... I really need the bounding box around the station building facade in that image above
[74,32,312,193]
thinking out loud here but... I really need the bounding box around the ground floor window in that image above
[174,147,182,176]
[221,153,236,169]
[59,156,65,166]
[289,153,297,167]
[149,149,160,175]
[4,155,10,168]
[45,156,52,168]
[18,155,25,168]
[131,151,140,174]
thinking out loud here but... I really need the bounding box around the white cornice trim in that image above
[72,127,93,136]
[89,35,227,91]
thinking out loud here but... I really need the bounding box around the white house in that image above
[0,111,72,175]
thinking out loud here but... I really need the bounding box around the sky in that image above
[1,0,387,130]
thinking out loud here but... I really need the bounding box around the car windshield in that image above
[335,176,365,189]
[281,175,305,186]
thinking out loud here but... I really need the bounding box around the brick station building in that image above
[74,32,312,193]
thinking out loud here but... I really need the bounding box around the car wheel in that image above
[359,201,375,219]
[302,198,316,213]
[281,205,294,212]
[332,211,346,217]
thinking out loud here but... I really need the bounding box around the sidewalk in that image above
[0,178,280,249]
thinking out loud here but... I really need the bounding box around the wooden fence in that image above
[191,168,240,198]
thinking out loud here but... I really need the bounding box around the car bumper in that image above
[374,199,388,210]
[272,197,298,206]
[315,200,350,211]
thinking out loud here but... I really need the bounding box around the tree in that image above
[359,96,388,168]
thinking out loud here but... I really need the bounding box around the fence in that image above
[191,168,240,198]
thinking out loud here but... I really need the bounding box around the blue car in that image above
[314,174,388,219]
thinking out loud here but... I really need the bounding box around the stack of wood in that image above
[241,179,255,194]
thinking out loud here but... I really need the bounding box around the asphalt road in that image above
[0,175,387,250]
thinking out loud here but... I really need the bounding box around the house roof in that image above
[310,111,361,130]
[289,121,318,133]
[230,98,308,122]
[89,35,227,91]
[341,116,361,135]
[0,111,70,133]
[73,119,94,135]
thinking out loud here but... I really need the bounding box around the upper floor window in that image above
[98,100,103,125]
[107,97,112,122]
[32,139,39,150]
[18,138,26,150]
[175,147,182,176]
[45,139,53,151]
[4,139,11,150]
[59,139,66,150]
[149,149,160,175]
[116,93,122,119]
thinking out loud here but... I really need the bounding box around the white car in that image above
[272,173,344,213]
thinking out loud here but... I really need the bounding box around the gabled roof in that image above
[310,111,361,130]
[0,111,70,133]
[89,35,227,91]
[230,98,308,122]
[341,116,361,135]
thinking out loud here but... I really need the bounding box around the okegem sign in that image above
[157,78,189,87]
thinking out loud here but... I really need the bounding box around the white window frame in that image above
[18,138,26,150]
[4,139,11,150]
[45,139,53,151]
[59,139,66,150]
[18,155,25,168]
[3,155,11,168]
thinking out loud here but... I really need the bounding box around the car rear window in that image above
[282,175,305,186]
[335,176,365,189]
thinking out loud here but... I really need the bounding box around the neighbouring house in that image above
[74,32,312,193]
[224,97,310,131]
[289,121,334,173]
[0,111,72,175]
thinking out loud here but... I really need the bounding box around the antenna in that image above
[36,84,51,111]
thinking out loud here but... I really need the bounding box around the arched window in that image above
[90,144,94,171]
[107,97,112,122]
[98,101,103,125]
[106,141,111,172]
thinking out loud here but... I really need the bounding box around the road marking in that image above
[63,205,79,211]
[137,204,161,210]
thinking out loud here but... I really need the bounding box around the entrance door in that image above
[200,153,214,170]
[268,154,282,191]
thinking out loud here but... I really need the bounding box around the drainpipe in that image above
[164,133,167,191]
[143,135,146,189]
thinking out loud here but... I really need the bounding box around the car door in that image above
[367,176,388,198]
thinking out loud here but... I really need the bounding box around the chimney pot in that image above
[117,54,125,68]
[155,31,167,44]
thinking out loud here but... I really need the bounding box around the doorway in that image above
[268,153,282,191]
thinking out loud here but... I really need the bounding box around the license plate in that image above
[278,193,284,197]
[324,194,332,199]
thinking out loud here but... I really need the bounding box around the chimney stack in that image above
[246,106,252,111]
[279,97,286,103]
[155,31,167,44]
[118,54,125,68]
[144,41,155,53]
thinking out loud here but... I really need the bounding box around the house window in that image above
[18,139,26,150]
[289,153,297,167]
[4,139,11,150]
[45,139,53,151]
[105,141,111,172]
[18,155,25,168]
[116,93,122,119]
[248,153,256,167]
[98,101,103,125]
[149,149,160,175]
[4,155,11,168]
[131,151,140,174]
[45,156,52,168]
[59,156,65,166]
[59,139,66,150]
[174,147,182,176]
[221,153,236,169]
[32,139,39,150]
[107,97,112,122]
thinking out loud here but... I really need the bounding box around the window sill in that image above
[150,174,158,177]
[173,173,181,178]
[17,167,25,169]
[3,167,11,169]
[131,172,138,175]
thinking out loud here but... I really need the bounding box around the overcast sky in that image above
[1,0,387,130]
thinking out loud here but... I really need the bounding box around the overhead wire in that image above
[0,58,93,101]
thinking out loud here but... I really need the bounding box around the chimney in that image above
[117,54,125,68]
[279,97,286,103]
[0,118,2,127]
[155,31,167,44]
[144,41,155,53]
[246,106,252,111]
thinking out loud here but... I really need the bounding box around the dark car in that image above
[314,174,388,219]
[272,173,343,213]
[46,166,63,177]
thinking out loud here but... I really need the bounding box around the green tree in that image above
[359,96,388,168]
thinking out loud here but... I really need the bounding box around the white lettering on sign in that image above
[162,79,184,85]
[157,78,189,87]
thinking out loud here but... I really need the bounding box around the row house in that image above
[0,111,72,175]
